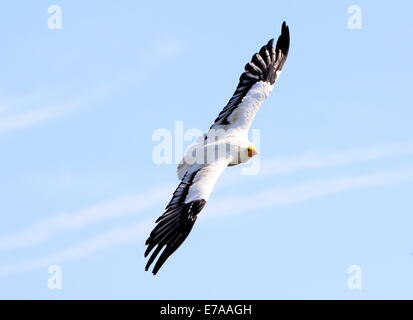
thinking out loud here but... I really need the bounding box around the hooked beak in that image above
[248,147,259,157]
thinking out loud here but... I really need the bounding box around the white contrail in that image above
[0,220,152,276]
[261,142,413,176]
[1,142,413,251]
[222,142,413,184]
[0,39,185,134]
[0,105,73,133]
[0,185,171,251]
[1,167,412,275]
[207,167,413,218]
[0,85,110,134]
[0,89,46,115]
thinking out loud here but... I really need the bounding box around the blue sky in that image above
[0,0,413,299]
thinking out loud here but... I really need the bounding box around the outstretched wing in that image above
[145,158,230,275]
[209,22,290,134]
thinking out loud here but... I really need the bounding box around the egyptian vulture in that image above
[145,22,290,275]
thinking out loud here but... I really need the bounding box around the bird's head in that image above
[246,145,259,158]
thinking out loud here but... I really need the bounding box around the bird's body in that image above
[145,22,290,275]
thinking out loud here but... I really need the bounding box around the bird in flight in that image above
[145,22,290,275]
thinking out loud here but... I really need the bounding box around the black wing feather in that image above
[144,22,291,275]
[144,170,207,275]
[211,21,290,128]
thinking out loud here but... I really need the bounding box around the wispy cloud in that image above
[0,185,171,251]
[208,167,413,218]
[223,142,413,184]
[0,90,46,115]
[0,85,111,134]
[260,142,413,176]
[0,220,152,276]
[0,38,186,134]
[0,104,74,133]
[1,142,413,275]
[0,37,187,249]
[1,167,413,275]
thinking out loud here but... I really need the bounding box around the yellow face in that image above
[247,145,258,158]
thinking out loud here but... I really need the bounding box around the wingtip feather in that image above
[276,21,290,56]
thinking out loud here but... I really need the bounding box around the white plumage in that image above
[213,80,274,133]
[145,22,290,275]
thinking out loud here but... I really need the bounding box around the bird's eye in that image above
[247,146,254,157]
